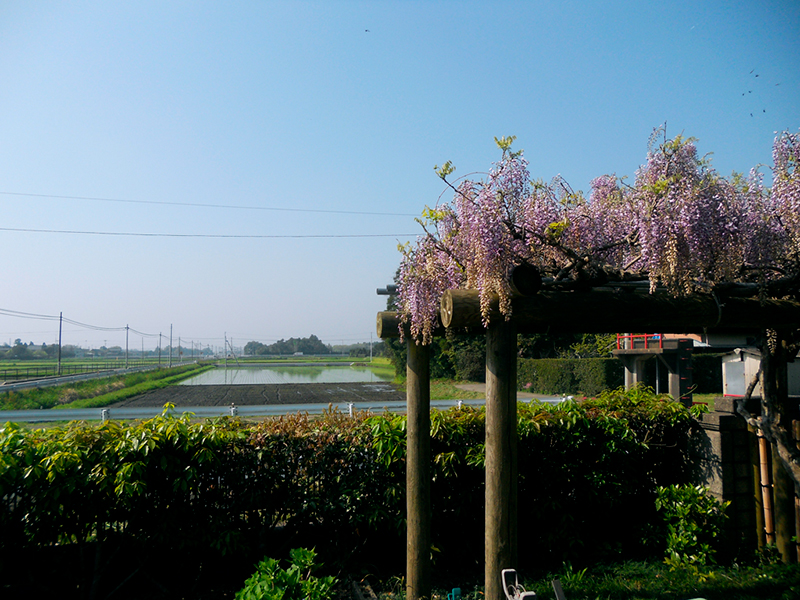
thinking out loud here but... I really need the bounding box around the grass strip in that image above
[0,364,209,411]
[56,365,215,409]
[430,379,484,401]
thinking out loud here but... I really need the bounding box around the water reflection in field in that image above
[179,365,392,385]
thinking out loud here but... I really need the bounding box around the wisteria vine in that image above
[397,129,800,342]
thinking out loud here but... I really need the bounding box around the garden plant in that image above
[0,387,756,597]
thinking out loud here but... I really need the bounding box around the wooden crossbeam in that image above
[440,289,800,333]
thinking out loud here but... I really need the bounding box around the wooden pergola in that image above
[377,283,800,600]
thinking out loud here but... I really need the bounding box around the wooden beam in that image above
[377,311,403,339]
[406,341,432,600]
[376,310,477,339]
[484,320,518,600]
[440,289,800,333]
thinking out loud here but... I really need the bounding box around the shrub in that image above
[655,484,730,572]
[451,344,485,382]
[572,358,624,395]
[517,357,623,396]
[1,389,696,586]
[235,548,336,600]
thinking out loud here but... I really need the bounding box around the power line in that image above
[61,317,126,332]
[0,190,419,217]
[0,307,158,338]
[0,227,417,239]
[0,308,60,322]
[129,327,160,338]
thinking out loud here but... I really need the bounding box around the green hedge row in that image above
[518,357,624,396]
[1,389,699,594]
[519,355,724,396]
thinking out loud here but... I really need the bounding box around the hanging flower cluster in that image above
[397,129,800,343]
[772,130,800,261]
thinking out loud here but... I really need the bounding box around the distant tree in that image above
[445,336,486,382]
[7,340,31,360]
[244,341,266,356]
[565,333,617,358]
[243,336,332,356]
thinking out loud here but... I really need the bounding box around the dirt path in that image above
[110,382,406,408]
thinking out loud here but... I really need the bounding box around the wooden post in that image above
[406,340,431,600]
[750,424,766,549]
[773,442,797,563]
[485,320,518,600]
[762,329,796,563]
[758,432,776,545]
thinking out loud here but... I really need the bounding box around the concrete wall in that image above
[695,396,759,556]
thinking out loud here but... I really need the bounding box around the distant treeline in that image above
[333,341,387,358]
[244,335,332,356]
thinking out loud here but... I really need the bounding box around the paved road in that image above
[1,396,564,424]
[0,398,498,423]
[0,380,564,424]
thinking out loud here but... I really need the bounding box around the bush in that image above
[451,344,485,382]
[518,357,623,396]
[235,548,336,600]
[655,484,730,572]
[1,388,697,589]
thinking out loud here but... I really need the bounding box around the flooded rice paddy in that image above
[179,364,392,386]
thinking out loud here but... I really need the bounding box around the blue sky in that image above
[0,1,798,352]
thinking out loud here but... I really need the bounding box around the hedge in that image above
[1,389,699,595]
[518,357,624,396]
[519,355,725,397]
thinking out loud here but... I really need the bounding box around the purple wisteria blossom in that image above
[397,130,800,341]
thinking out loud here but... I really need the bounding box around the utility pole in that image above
[158,334,162,366]
[224,333,228,369]
[57,312,63,376]
[125,325,129,369]
[169,325,173,368]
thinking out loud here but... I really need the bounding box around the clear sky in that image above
[0,1,798,352]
